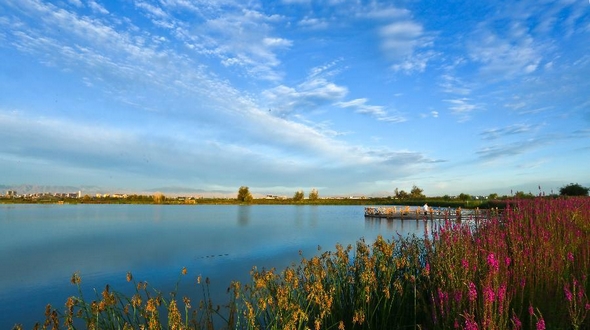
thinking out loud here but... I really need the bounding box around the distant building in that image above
[6,190,17,197]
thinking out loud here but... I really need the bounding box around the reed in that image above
[15,197,590,329]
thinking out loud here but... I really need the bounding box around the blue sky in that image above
[1,0,589,197]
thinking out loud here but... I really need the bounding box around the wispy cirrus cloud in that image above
[335,98,406,123]
[468,25,543,78]
[263,78,348,116]
[378,19,435,73]
[445,98,480,122]
[476,139,548,161]
[480,124,538,140]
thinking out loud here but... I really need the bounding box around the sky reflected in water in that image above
[0,204,434,328]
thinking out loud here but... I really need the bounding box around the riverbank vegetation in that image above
[2,183,587,209]
[15,196,590,329]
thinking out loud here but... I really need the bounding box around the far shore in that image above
[0,195,519,209]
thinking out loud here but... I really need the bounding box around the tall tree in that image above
[395,189,409,199]
[293,190,304,201]
[308,188,319,201]
[237,186,253,203]
[410,185,425,199]
[153,192,165,204]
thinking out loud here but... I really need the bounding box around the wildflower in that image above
[464,314,478,330]
[564,285,573,302]
[131,294,142,308]
[181,267,187,275]
[497,284,507,305]
[179,296,190,310]
[468,282,477,302]
[70,272,81,285]
[536,318,546,330]
[126,272,133,282]
[487,253,499,273]
[483,286,495,303]
[511,313,522,330]
[461,259,469,269]
[567,252,574,262]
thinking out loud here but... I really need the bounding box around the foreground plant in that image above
[14,268,236,330]
[16,197,590,330]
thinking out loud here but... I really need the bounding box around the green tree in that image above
[293,190,304,201]
[410,185,425,199]
[237,186,253,203]
[458,193,471,201]
[395,188,409,199]
[153,192,165,204]
[559,183,589,196]
[488,193,499,200]
[308,188,319,201]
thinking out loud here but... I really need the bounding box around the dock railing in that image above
[364,206,499,222]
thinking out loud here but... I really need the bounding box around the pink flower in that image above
[487,253,499,273]
[511,313,522,330]
[464,316,478,330]
[536,318,545,330]
[461,259,469,269]
[468,282,477,302]
[484,286,495,303]
[528,305,534,316]
[567,252,574,262]
[498,284,507,312]
[564,285,573,302]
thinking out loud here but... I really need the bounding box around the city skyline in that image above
[1,0,589,197]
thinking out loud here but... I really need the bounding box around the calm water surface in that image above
[0,204,436,328]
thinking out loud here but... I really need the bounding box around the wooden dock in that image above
[364,206,495,221]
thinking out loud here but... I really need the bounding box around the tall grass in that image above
[425,197,590,329]
[15,197,590,329]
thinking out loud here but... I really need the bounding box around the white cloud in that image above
[135,1,169,19]
[67,0,83,7]
[378,18,435,73]
[263,37,292,48]
[470,33,541,77]
[191,9,290,80]
[445,98,480,122]
[263,78,348,115]
[88,0,109,15]
[380,21,423,59]
[335,98,407,123]
[298,16,329,29]
[439,74,471,96]
[480,124,536,140]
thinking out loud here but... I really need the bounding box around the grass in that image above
[14,196,590,329]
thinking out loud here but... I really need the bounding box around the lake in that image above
[0,204,437,328]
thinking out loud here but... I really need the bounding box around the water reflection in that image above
[0,204,437,329]
[365,217,428,237]
[237,205,250,226]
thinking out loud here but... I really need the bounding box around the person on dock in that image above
[423,203,429,215]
